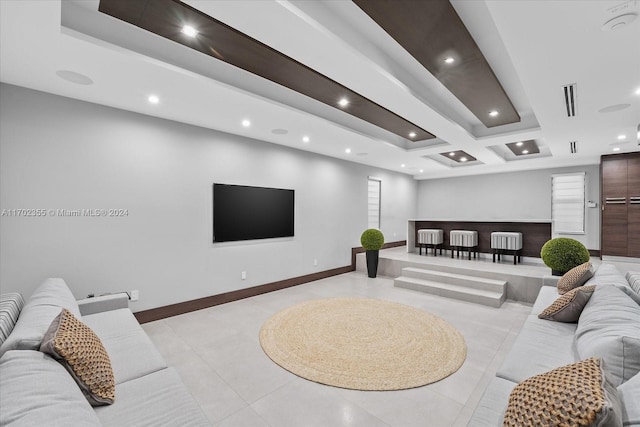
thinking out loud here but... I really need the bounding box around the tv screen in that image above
[213,184,295,243]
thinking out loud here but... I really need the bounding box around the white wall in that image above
[0,84,417,311]
[416,166,601,250]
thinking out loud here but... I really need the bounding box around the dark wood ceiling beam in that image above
[353,0,520,128]
[99,0,436,141]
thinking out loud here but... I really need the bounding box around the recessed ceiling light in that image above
[241,119,251,127]
[148,95,159,104]
[613,147,621,152]
[302,136,310,143]
[522,150,529,154]
[516,142,523,146]
[345,148,351,154]
[401,164,406,168]
[460,157,468,162]
[419,169,424,173]
[636,87,640,95]
[408,131,417,138]
[181,25,198,37]
[489,110,499,117]
[617,134,626,140]
[338,98,349,107]
[444,57,455,64]
[449,152,456,156]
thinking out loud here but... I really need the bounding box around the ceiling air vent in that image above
[563,83,577,117]
[569,141,578,153]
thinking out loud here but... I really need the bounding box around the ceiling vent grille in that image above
[569,141,578,153]
[563,84,577,117]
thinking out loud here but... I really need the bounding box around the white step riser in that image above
[401,268,506,293]
[394,278,504,308]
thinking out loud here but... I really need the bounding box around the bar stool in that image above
[450,230,478,260]
[491,232,523,264]
[417,229,444,256]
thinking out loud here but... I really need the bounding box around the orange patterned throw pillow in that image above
[557,262,594,294]
[39,308,115,406]
[503,357,621,427]
[539,285,596,323]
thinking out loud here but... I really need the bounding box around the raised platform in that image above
[356,246,550,303]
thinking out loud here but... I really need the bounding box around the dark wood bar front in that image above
[413,221,551,258]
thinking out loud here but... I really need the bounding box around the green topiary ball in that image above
[360,229,384,251]
[540,238,590,274]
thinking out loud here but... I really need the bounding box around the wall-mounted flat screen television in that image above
[213,183,295,243]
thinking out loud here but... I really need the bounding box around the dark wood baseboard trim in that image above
[134,265,351,324]
[589,249,601,257]
[135,240,407,324]
[350,240,406,270]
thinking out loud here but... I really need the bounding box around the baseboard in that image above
[134,265,351,324]
[134,240,407,324]
[588,249,601,257]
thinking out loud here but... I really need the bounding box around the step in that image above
[401,267,507,293]
[393,276,506,308]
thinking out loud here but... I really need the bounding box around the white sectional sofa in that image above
[468,264,640,426]
[0,278,211,426]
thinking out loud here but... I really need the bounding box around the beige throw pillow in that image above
[503,357,621,427]
[558,262,594,294]
[39,308,115,406]
[538,285,596,322]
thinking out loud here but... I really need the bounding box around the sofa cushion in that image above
[618,372,640,426]
[576,285,640,386]
[82,308,167,384]
[497,314,577,383]
[538,285,596,322]
[557,262,594,294]
[0,278,80,356]
[587,264,631,290]
[0,350,101,426]
[466,376,515,427]
[94,367,210,427]
[625,271,640,295]
[503,357,622,427]
[0,293,24,346]
[40,308,115,406]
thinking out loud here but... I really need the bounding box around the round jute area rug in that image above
[259,298,466,391]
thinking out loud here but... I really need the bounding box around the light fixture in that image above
[516,142,523,146]
[522,150,529,154]
[489,110,499,117]
[345,148,351,154]
[618,134,626,140]
[302,136,310,143]
[449,152,456,156]
[636,87,640,95]
[241,119,251,127]
[444,57,455,64]
[148,95,159,104]
[613,147,621,152]
[460,157,468,162]
[181,25,198,37]
[419,169,424,173]
[408,131,417,138]
[338,98,349,107]
[401,164,406,168]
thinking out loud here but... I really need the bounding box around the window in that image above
[551,172,585,234]
[367,178,381,229]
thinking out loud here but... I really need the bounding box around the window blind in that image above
[551,172,585,234]
[367,178,381,229]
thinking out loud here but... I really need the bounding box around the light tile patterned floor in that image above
[143,272,532,427]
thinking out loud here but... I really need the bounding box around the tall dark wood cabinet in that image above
[601,152,640,258]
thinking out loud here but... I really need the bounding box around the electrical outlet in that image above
[130,290,139,301]
[241,271,247,280]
